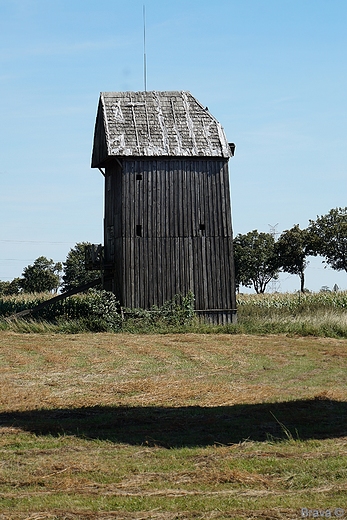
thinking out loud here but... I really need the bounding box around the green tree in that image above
[21,257,62,293]
[275,225,310,293]
[62,242,101,292]
[0,277,22,295]
[0,281,11,296]
[233,230,279,293]
[307,207,347,272]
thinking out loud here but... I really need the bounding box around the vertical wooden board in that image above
[157,162,163,237]
[123,161,129,238]
[190,162,195,237]
[162,238,167,304]
[203,161,211,237]
[145,161,151,239]
[210,237,218,308]
[195,162,200,237]
[132,237,137,308]
[226,235,237,311]
[137,238,142,307]
[166,162,170,237]
[141,238,147,308]
[175,237,180,296]
[149,161,155,238]
[214,240,228,309]
[212,236,220,308]
[122,238,128,307]
[137,161,143,235]
[183,162,189,237]
[156,161,167,237]
[139,160,148,237]
[214,161,222,237]
[122,162,129,238]
[198,237,206,309]
[129,161,136,238]
[135,238,140,308]
[144,237,149,306]
[113,237,123,303]
[225,238,233,307]
[147,161,153,238]
[203,236,209,309]
[146,238,152,306]
[212,236,224,309]
[185,236,190,294]
[193,163,203,237]
[177,159,183,237]
[200,161,207,235]
[165,160,170,237]
[191,238,200,309]
[170,238,175,301]
[152,237,158,305]
[179,238,184,296]
[124,238,130,307]
[154,161,160,238]
[204,235,211,306]
[156,237,161,304]
[188,162,194,236]
[114,163,122,239]
[168,163,174,237]
[167,238,173,303]
[222,161,232,237]
[225,237,234,306]
[219,162,228,237]
[188,237,194,295]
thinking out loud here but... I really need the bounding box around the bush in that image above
[0,290,122,332]
[122,291,195,332]
[0,290,195,333]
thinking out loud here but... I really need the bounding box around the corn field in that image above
[237,291,347,311]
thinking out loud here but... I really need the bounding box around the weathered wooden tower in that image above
[91,90,236,323]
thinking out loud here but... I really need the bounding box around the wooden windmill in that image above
[91,90,236,323]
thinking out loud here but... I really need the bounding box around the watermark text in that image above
[301,508,345,518]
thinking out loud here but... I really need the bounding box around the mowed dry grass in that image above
[1,332,347,519]
[1,332,347,411]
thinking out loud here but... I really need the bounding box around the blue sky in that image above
[0,0,346,292]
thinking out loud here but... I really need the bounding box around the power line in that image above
[0,240,75,244]
[0,259,36,262]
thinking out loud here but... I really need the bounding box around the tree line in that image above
[0,207,346,296]
[0,242,100,296]
[234,207,347,293]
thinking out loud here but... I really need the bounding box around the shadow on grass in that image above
[1,398,347,446]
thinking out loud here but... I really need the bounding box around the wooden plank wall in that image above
[104,158,236,321]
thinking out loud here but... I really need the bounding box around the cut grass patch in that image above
[1,332,347,518]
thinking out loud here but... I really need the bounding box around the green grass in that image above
[1,332,347,518]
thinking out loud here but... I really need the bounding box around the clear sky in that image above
[0,0,346,293]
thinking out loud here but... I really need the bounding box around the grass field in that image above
[1,331,347,519]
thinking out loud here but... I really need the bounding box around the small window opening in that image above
[136,225,142,237]
[136,174,143,181]
[199,223,205,231]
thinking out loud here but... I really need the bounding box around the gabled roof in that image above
[91,91,232,167]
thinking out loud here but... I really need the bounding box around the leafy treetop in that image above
[308,207,347,272]
[233,230,279,294]
[62,242,101,292]
[21,256,62,293]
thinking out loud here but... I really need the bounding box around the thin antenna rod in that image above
[143,5,147,92]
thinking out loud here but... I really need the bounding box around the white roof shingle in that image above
[91,91,232,167]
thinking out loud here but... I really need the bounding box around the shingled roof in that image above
[91,91,232,167]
